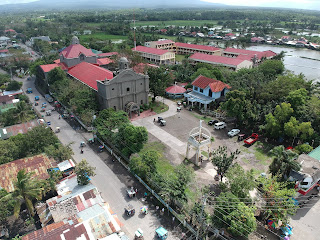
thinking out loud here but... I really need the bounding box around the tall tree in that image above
[2,170,42,218]
[211,146,240,180]
[75,159,96,186]
[147,66,172,102]
[47,67,67,85]
[269,146,300,179]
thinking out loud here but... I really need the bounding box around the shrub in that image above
[294,144,313,154]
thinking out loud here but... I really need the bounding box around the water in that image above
[246,45,320,82]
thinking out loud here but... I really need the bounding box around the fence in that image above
[95,136,198,237]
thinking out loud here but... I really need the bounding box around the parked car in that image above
[26,88,32,93]
[45,94,54,103]
[228,129,240,137]
[214,122,226,129]
[208,119,219,125]
[244,133,259,146]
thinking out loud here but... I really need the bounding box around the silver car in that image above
[228,129,240,137]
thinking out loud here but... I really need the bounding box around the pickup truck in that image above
[244,133,259,146]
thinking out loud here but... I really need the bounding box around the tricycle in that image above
[35,96,39,101]
[124,204,135,217]
[140,206,148,215]
[80,141,86,148]
[55,127,60,133]
[34,101,39,106]
[134,228,144,240]
[155,227,168,240]
[127,187,136,198]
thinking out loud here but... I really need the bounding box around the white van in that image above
[214,122,226,130]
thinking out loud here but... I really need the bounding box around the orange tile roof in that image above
[0,154,57,192]
[97,57,113,65]
[192,75,231,92]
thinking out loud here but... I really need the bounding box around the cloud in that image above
[0,0,38,5]
[201,0,320,10]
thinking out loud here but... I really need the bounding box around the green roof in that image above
[308,146,320,161]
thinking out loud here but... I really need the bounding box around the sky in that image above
[0,0,319,10]
[201,0,320,10]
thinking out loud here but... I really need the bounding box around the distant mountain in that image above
[0,0,228,11]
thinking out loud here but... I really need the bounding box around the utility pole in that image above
[196,195,207,240]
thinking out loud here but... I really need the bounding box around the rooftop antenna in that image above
[133,9,136,50]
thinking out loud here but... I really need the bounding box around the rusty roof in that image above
[0,154,57,192]
[1,119,39,139]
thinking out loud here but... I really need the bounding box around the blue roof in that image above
[308,146,320,161]
[156,227,168,236]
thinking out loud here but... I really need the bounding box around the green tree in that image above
[29,59,46,76]
[75,159,96,185]
[6,80,22,91]
[95,108,130,141]
[269,146,300,179]
[130,149,160,179]
[258,175,298,223]
[284,116,300,140]
[147,66,172,102]
[211,146,240,180]
[294,144,313,154]
[213,192,257,237]
[222,163,256,200]
[47,67,67,85]
[0,189,15,224]
[44,143,74,162]
[2,170,42,218]
[274,102,294,125]
[264,113,281,139]
[115,124,148,156]
[258,60,284,79]
[287,88,308,110]
[0,140,20,164]
[69,88,98,115]
[299,122,314,141]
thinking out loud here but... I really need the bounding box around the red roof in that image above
[225,33,235,36]
[0,95,14,103]
[97,57,113,65]
[133,46,169,55]
[133,63,158,74]
[190,53,247,66]
[98,52,118,57]
[192,75,231,92]
[40,62,68,72]
[224,48,276,60]
[282,36,290,39]
[154,39,174,45]
[166,85,186,94]
[68,62,113,91]
[5,29,16,33]
[60,44,95,59]
[175,42,220,52]
[0,49,9,53]
[224,48,259,55]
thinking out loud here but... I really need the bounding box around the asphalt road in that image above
[16,75,180,239]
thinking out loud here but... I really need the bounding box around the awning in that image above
[184,91,213,105]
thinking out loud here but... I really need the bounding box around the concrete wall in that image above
[235,60,253,70]
[97,69,149,111]
[60,55,97,68]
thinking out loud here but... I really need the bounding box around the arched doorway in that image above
[125,102,140,118]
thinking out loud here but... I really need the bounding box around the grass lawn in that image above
[175,54,187,62]
[253,141,273,166]
[148,97,169,114]
[79,33,128,42]
[132,20,219,27]
[191,112,213,125]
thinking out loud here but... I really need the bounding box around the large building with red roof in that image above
[145,39,175,50]
[189,53,253,71]
[38,36,149,114]
[174,42,222,55]
[184,75,231,109]
[132,45,175,65]
[223,48,277,63]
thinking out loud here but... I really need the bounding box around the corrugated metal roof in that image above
[0,154,57,192]
[308,146,320,161]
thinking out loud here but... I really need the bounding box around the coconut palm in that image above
[15,101,31,123]
[269,146,300,180]
[3,170,43,218]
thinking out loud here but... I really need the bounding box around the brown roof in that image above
[2,119,40,138]
[192,75,231,92]
[0,154,57,192]
[0,95,14,104]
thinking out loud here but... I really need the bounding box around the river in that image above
[246,45,320,82]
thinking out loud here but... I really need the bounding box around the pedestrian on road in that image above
[153,118,156,123]
[135,188,138,194]
[81,149,84,154]
[58,115,61,119]
[172,216,175,223]
[156,206,159,211]
[161,208,165,215]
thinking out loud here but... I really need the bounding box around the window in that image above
[80,54,85,61]
[112,88,114,90]
[140,83,143,85]
[200,89,203,93]
[141,100,143,104]
[194,87,198,91]
[127,87,130,92]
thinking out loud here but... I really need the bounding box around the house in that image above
[281,36,291,42]
[4,29,16,35]
[0,36,10,47]
[296,41,306,48]
[83,30,92,35]
[25,174,122,239]
[196,33,205,38]
[0,154,57,192]
[223,48,277,63]
[184,75,231,110]
[144,39,175,50]
[189,53,253,71]
[0,94,15,106]
[30,36,51,45]
[160,29,167,34]
[97,52,118,58]
[132,45,175,65]
[174,42,222,56]
[251,37,264,43]
[165,84,186,98]
[72,31,81,35]
[48,159,76,177]
[0,119,39,140]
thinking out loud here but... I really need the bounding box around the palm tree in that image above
[15,101,30,123]
[3,170,42,218]
[269,146,300,180]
